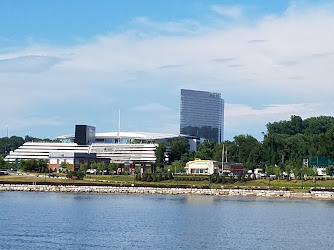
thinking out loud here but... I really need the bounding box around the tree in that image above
[285,164,294,180]
[273,165,282,178]
[195,140,216,160]
[66,171,85,180]
[155,142,166,163]
[265,165,274,175]
[325,166,333,176]
[60,161,71,172]
[37,159,48,173]
[79,163,88,172]
[168,138,189,163]
[97,162,107,175]
[0,157,6,170]
[109,163,119,175]
[171,160,185,173]
[180,151,195,165]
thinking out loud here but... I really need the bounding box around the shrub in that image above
[229,177,235,184]
[147,174,152,182]
[216,175,222,183]
[152,174,157,182]
[66,171,85,180]
[142,173,147,182]
[168,172,173,180]
[211,175,216,183]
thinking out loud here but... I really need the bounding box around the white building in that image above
[185,159,218,175]
[5,129,199,165]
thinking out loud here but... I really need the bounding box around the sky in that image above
[1,0,334,141]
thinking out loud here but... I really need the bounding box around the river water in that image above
[0,192,333,249]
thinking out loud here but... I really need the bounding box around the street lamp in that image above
[301,163,304,189]
[268,176,271,189]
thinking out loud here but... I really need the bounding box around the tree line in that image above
[0,135,59,157]
[156,115,334,175]
[2,115,334,177]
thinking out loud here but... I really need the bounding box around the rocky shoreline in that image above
[1,183,334,199]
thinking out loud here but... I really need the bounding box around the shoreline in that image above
[1,183,334,200]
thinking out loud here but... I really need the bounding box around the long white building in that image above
[5,128,199,165]
[5,142,89,162]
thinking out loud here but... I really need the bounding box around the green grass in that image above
[2,174,334,192]
[0,175,88,184]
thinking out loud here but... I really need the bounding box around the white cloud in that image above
[0,55,63,73]
[0,116,64,136]
[211,5,243,19]
[225,102,334,139]
[1,2,334,139]
[131,103,171,112]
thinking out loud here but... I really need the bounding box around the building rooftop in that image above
[58,131,198,141]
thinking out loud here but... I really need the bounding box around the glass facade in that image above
[180,89,224,143]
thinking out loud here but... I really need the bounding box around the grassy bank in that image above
[2,173,334,192]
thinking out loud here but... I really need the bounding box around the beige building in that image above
[185,159,219,175]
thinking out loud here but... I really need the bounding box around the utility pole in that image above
[301,163,304,189]
[222,144,224,175]
[301,158,308,189]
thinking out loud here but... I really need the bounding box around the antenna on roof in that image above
[117,109,121,143]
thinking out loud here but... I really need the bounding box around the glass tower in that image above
[180,89,224,143]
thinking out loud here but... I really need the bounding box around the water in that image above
[0,192,333,250]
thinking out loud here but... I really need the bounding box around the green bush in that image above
[216,175,222,183]
[152,174,157,182]
[142,173,147,182]
[229,177,235,184]
[147,174,152,182]
[66,171,85,180]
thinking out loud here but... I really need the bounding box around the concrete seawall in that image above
[1,184,334,199]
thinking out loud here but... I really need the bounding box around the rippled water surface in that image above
[0,192,334,249]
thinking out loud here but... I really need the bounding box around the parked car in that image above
[49,173,59,178]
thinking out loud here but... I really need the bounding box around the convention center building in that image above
[5,125,199,171]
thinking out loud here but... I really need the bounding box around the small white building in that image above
[185,159,218,175]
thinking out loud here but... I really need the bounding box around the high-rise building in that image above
[180,89,224,143]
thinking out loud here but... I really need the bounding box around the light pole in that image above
[268,177,271,189]
[176,173,179,186]
[133,164,136,186]
[301,163,304,189]
[126,164,129,183]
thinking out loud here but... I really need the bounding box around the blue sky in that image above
[1,0,334,141]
